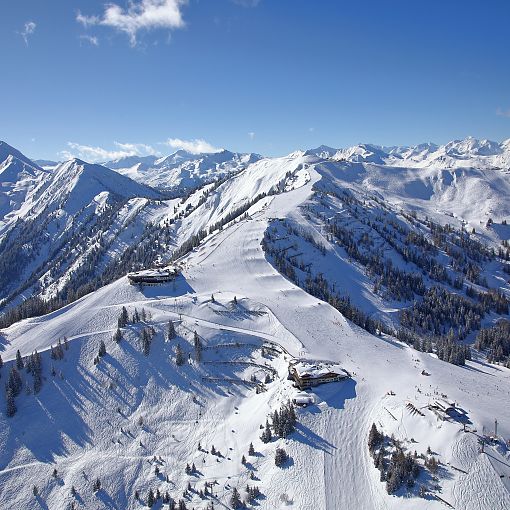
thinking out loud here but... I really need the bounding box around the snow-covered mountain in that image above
[0,142,48,232]
[1,137,510,509]
[0,145,164,311]
[105,149,262,191]
[303,137,510,232]
[328,136,510,170]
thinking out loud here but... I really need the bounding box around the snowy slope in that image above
[1,148,510,510]
[106,149,262,191]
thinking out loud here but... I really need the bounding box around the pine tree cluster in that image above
[229,487,242,509]
[49,340,64,361]
[271,401,297,438]
[25,350,43,393]
[245,484,261,503]
[141,326,156,356]
[260,420,272,443]
[368,424,421,494]
[274,447,288,467]
[435,339,471,366]
[475,319,510,365]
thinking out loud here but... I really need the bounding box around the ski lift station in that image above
[127,266,180,285]
[428,398,468,421]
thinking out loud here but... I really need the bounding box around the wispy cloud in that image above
[165,138,221,154]
[232,0,261,7]
[497,107,510,118]
[20,21,36,46]
[77,0,188,46]
[248,132,255,140]
[79,35,99,46]
[60,141,159,162]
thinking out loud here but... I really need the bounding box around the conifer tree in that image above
[113,328,122,343]
[230,487,242,509]
[147,488,155,507]
[260,420,272,443]
[6,387,16,417]
[167,320,176,340]
[175,343,185,366]
[16,350,24,369]
[142,328,151,356]
[274,447,288,467]
[194,332,202,363]
[119,306,129,327]
[248,442,255,456]
[98,340,107,357]
[368,423,383,454]
[7,366,22,397]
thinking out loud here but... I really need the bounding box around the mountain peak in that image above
[0,140,43,171]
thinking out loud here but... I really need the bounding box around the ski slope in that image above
[1,151,510,509]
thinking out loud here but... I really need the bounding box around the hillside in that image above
[1,138,510,509]
[0,149,165,313]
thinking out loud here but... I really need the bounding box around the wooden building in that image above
[288,359,350,390]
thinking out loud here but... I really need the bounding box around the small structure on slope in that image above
[127,266,179,285]
[292,391,315,407]
[428,398,467,421]
[288,358,350,390]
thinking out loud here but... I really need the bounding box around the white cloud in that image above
[165,138,221,154]
[79,35,99,46]
[20,21,36,46]
[497,107,510,118]
[77,0,187,46]
[60,141,159,162]
[248,132,255,140]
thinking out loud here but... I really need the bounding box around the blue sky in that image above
[1,0,509,161]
